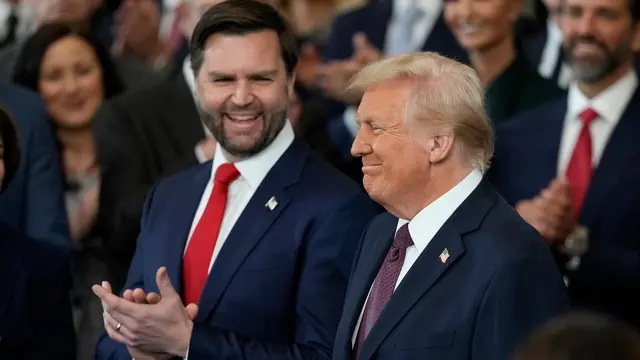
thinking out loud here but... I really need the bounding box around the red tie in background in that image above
[565,107,599,217]
[183,163,240,305]
[165,3,185,57]
[353,224,413,359]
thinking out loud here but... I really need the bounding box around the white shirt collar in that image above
[567,69,638,125]
[547,18,563,44]
[396,169,483,253]
[211,120,295,189]
[392,0,441,19]
[183,55,198,101]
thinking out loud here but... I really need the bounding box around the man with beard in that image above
[489,0,640,328]
[93,0,379,359]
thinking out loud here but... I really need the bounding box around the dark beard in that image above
[564,35,632,83]
[198,102,289,158]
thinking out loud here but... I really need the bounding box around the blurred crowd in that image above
[1,0,640,359]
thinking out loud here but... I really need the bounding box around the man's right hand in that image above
[118,287,199,358]
[197,137,217,162]
[515,178,575,244]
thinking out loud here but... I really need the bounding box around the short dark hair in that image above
[512,312,640,360]
[189,0,298,78]
[0,105,20,193]
[12,22,124,100]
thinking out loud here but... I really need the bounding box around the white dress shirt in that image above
[158,0,181,42]
[184,120,295,268]
[0,1,32,43]
[557,70,638,175]
[351,169,483,346]
[342,0,442,137]
[537,19,571,89]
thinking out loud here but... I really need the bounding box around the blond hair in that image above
[347,52,494,173]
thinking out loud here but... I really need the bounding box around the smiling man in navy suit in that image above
[93,0,379,359]
[332,52,568,360]
[489,0,640,328]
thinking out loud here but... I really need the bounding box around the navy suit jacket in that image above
[96,139,380,359]
[488,89,640,327]
[0,223,75,359]
[322,0,467,121]
[0,83,69,249]
[333,179,568,360]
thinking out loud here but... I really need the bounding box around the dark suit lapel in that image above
[162,165,211,297]
[359,180,498,360]
[580,90,640,226]
[336,214,397,360]
[163,74,205,152]
[363,0,392,51]
[196,140,308,321]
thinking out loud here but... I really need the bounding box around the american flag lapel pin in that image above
[265,196,278,210]
[439,248,450,263]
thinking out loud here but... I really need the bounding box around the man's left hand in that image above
[93,267,193,357]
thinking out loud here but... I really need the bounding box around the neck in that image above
[391,162,474,220]
[577,62,633,99]
[469,36,516,87]
[57,128,96,174]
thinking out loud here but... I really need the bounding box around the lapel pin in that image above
[439,248,450,264]
[265,196,278,210]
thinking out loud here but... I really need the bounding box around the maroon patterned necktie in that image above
[353,223,414,359]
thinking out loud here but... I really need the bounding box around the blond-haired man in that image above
[332,52,569,360]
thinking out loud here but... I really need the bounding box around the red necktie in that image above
[353,224,413,359]
[565,107,599,217]
[183,163,240,305]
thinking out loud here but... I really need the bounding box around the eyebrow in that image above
[208,70,279,79]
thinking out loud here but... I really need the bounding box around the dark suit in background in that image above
[0,83,69,248]
[488,89,640,328]
[485,50,565,125]
[334,180,568,360]
[0,223,75,359]
[95,74,204,290]
[96,139,380,359]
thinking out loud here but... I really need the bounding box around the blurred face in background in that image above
[562,0,640,83]
[444,0,523,53]
[39,35,105,130]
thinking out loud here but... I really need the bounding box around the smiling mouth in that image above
[226,114,261,121]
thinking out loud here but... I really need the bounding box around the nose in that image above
[231,80,255,107]
[575,12,596,36]
[453,0,473,22]
[458,0,473,21]
[350,126,372,158]
[62,74,79,94]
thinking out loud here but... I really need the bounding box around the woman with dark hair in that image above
[0,106,76,359]
[443,0,565,125]
[11,21,124,360]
